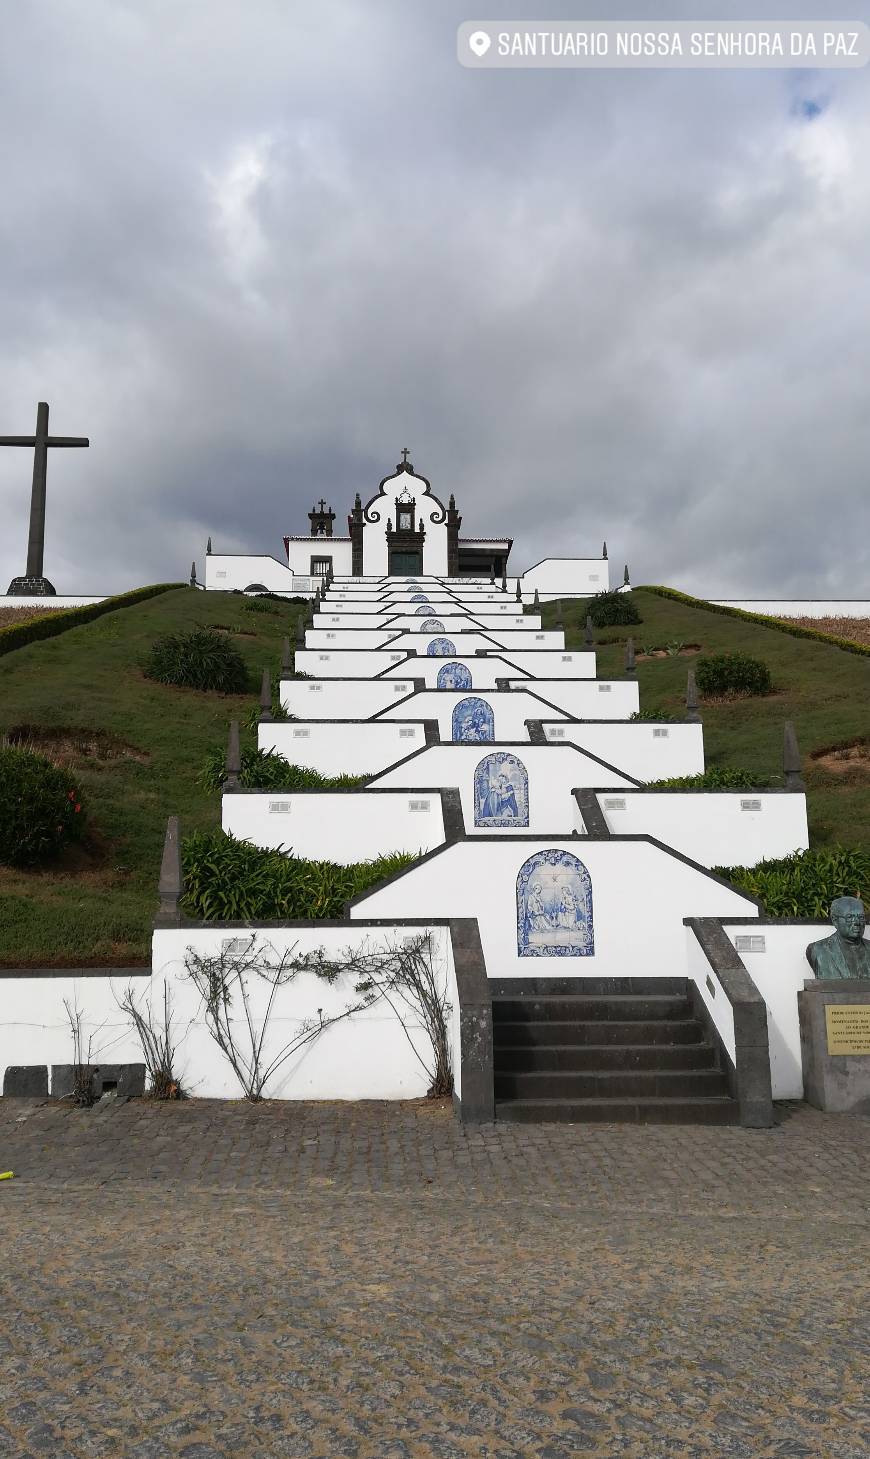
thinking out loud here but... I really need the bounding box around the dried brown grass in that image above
[789,615,870,646]
[0,603,66,629]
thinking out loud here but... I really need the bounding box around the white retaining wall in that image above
[280,679,418,719]
[521,558,610,598]
[544,721,705,780]
[380,656,533,688]
[352,839,757,977]
[595,791,809,868]
[514,679,639,719]
[0,595,106,610]
[294,650,416,677]
[710,600,870,619]
[370,743,637,833]
[497,650,596,678]
[205,554,301,594]
[374,690,568,741]
[222,790,446,861]
[305,629,400,650]
[259,720,429,777]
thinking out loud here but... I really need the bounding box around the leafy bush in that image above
[715,847,870,917]
[144,627,250,693]
[587,591,642,628]
[643,585,870,662]
[646,766,765,790]
[181,831,415,920]
[0,583,182,658]
[243,596,283,615]
[629,709,679,723]
[695,652,772,698]
[0,744,85,866]
[198,745,367,793]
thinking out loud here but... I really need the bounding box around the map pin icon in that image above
[469,30,491,57]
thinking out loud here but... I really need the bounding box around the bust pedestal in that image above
[798,979,870,1113]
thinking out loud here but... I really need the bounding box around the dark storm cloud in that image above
[1,0,868,595]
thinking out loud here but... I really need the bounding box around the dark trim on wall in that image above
[685,918,774,1128]
[449,917,494,1124]
[572,789,611,837]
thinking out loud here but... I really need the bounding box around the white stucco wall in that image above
[259,720,429,776]
[0,924,455,1102]
[370,743,636,833]
[684,927,737,1065]
[205,554,300,594]
[598,791,809,868]
[0,595,106,610]
[519,680,640,719]
[497,650,597,678]
[304,629,401,650]
[280,679,418,719]
[544,721,705,780]
[222,789,446,861]
[293,650,416,677]
[285,540,354,577]
[359,470,449,576]
[374,689,568,741]
[709,600,870,619]
[351,839,757,978]
[380,656,532,688]
[521,558,610,598]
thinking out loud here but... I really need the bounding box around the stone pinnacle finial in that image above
[224,720,241,790]
[515,579,522,602]
[281,636,292,674]
[190,561,197,587]
[206,536,212,555]
[533,588,540,608]
[602,541,608,560]
[314,582,321,605]
[295,617,305,649]
[623,563,630,586]
[501,570,507,593]
[585,614,594,646]
[686,667,701,723]
[783,721,805,791]
[625,636,636,674]
[157,815,183,924]
[259,667,272,723]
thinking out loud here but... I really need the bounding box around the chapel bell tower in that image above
[308,499,335,537]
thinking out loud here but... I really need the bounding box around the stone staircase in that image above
[491,977,739,1124]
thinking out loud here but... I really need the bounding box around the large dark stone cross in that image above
[2,400,89,595]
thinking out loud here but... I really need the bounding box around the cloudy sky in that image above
[1,0,868,597]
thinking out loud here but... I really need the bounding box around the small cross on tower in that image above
[400,447,410,465]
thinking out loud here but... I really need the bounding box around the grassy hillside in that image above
[549,588,870,850]
[0,588,306,965]
[1,582,869,965]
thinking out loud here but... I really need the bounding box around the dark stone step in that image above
[494,1043,718,1073]
[487,977,688,998]
[495,1096,740,1125]
[492,995,691,1023]
[494,1068,731,1100]
[493,1018,706,1048]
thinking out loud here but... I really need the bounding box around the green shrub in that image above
[587,591,642,628]
[198,745,367,793]
[646,766,765,790]
[0,744,86,867]
[144,627,250,693]
[715,846,870,917]
[695,651,772,698]
[0,583,183,658]
[181,831,415,920]
[243,596,283,615]
[629,709,679,723]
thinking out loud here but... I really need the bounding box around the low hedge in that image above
[199,745,367,793]
[181,831,414,920]
[0,583,184,657]
[714,846,870,917]
[642,585,870,660]
[646,766,765,790]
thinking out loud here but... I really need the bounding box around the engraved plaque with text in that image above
[825,1004,870,1056]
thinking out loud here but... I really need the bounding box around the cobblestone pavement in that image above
[1,1098,868,1458]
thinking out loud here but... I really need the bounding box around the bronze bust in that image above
[806,897,870,980]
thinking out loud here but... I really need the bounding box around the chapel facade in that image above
[283,451,512,580]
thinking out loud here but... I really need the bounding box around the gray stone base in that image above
[51,1063,145,1100]
[3,1065,49,1097]
[798,980,870,1113]
[6,575,56,595]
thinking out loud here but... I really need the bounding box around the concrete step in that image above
[493,1018,707,1047]
[494,1042,718,1073]
[494,1068,731,1101]
[495,1096,740,1125]
[492,995,692,1023]
[488,976,689,998]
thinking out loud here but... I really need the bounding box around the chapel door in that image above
[389,550,423,576]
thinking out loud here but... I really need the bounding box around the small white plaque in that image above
[408,799,430,812]
[740,799,762,812]
[399,728,416,739]
[549,727,566,739]
[604,798,626,811]
[735,934,766,953]
[598,684,612,693]
[318,654,330,661]
[326,633,336,640]
[561,655,572,662]
[215,570,227,578]
[394,683,408,692]
[292,728,310,738]
[535,634,545,640]
[222,937,252,955]
[652,727,669,738]
[308,683,322,692]
[268,801,293,814]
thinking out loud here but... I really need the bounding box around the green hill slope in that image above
[0,587,306,966]
[554,587,870,849]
